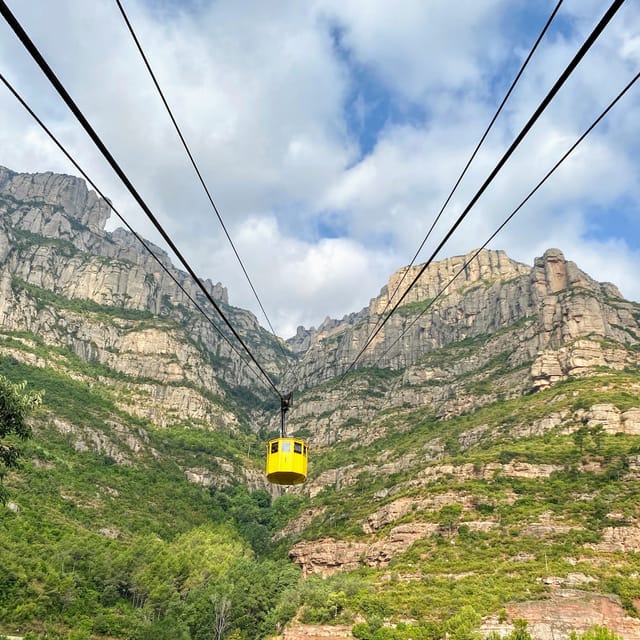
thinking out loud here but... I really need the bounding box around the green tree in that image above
[438,503,463,536]
[0,375,41,503]
[508,619,532,640]
[570,626,622,640]
[445,605,481,640]
[573,426,588,453]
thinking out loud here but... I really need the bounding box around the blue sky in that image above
[0,0,638,336]
[335,26,428,161]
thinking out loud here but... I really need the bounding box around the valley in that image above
[0,167,639,640]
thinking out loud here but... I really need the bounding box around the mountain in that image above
[286,246,638,451]
[0,167,639,640]
[0,166,292,426]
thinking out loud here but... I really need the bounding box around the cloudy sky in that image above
[0,0,638,338]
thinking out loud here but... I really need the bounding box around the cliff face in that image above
[2,166,638,442]
[0,166,290,434]
[289,248,637,387]
[282,247,638,446]
[0,166,230,311]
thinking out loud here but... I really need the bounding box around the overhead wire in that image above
[113,0,289,362]
[339,0,625,381]
[282,0,564,401]
[372,66,640,368]
[0,0,284,399]
[0,69,277,397]
[369,0,564,335]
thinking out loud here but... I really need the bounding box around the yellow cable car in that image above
[265,393,308,485]
[266,437,308,485]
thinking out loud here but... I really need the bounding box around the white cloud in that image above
[198,215,396,339]
[0,0,638,340]
[316,0,509,102]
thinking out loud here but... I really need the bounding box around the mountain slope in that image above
[0,167,639,640]
[0,166,294,429]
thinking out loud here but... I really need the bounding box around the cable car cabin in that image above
[266,437,308,485]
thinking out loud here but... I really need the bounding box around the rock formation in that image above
[2,166,640,640]
[287,247,638,389]
[0,166,289,435]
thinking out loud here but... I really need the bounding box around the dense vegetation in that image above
[0,352,303,639]
[3,342,639,639]
[0,374,41,504]
[1,191,638,638]
[275,364,640,638]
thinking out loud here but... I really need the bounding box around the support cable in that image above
[114,0,288,360]
[0,0,283,398]
[373,67,640,369]
[370,0,564,334]
[340,0,625,381]
[0,70,276,396]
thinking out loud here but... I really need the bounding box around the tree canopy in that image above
[0,374,41,503]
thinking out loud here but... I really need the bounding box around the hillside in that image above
[0,167,639,640]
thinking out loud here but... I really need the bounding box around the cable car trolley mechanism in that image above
[266,393,308,485]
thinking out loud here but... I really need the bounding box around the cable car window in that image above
[281,442,291,452]
[270,442,278,454]
[303,445,308,456]
[294,442,302,454]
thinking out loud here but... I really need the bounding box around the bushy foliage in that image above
[0,357,304,638]
[570,627,623,640]
[0,374,41,503]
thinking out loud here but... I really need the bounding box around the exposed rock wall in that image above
[2,165,639,475]
[287,248,639,390]
[0,167,289,420]
[501,592,640,640]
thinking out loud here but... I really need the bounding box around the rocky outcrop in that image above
[280,623,354,640]
[522,512,580,538]
[585,405,640,435]
[0,168,291,434]
[289,538,368,577]
[363,492,472,533]
[492,591,640,640]
[288,506,581,577]
[273,507,327,541]
[0,167,110,238]
[3,167,639,436]
[365,522,439,567]
[586,525,640,553]
[532,339,633,390]
[288,248,639,390]
[290,521,447,576]
[114,381,238,429]
[412,460,564,487]
[52,417,153,465]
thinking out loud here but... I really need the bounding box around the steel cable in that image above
[339,0,625,381]
[114,0,289,362]
[0,70,278,397]
[0,0,284,398]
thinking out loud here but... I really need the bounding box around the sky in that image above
[0,0,638,338]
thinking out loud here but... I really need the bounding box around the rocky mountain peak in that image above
[0,167,230,308]
[371,248,530,315]
[0,166,111,236]
[532,248,621,298]
[285,245,638,390]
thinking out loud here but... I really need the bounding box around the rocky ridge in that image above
[2,167,640,640]
[283,248,639,444]
[0,167,290,436]
[288,247,637,387]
